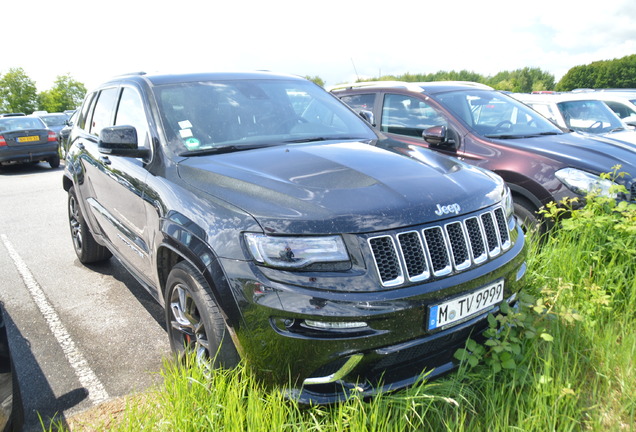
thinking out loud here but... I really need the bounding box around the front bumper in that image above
[223,224,527,403]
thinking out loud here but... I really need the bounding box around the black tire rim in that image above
[169,283,211,364]
[69,194,83,253]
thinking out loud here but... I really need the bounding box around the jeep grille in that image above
[368,207,511,287]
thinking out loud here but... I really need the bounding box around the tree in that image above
[304,75,325,87]
[363,67,555,93]
[556,55,636,91]
[37,74,87,112]
[488,68,555,92]
[0,67,38,114]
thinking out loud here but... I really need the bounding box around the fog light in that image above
[304,320,367,330]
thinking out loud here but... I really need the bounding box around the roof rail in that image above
[328,80,493,92]
[328,81,424,92]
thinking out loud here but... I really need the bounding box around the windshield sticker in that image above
[183,137,200,150]
[178,120,193,129]
[179,128,193,138]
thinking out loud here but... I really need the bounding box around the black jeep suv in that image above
[63,72,526,403]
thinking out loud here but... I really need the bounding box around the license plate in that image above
[17,135,39,143]
[427,279,504,331]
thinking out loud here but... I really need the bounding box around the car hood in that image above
[595,129,636,146]
[490,132,636,179]
[177,141,505,234]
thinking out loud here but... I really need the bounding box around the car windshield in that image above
[557,100,624,133]
[153,79,376,155]
[40,115,68,127]
[0,117,46,132]
[434,89,564,138]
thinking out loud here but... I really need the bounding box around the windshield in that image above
[40,115,68,127]
[556,100,624,133]
[154,79,376,155]
[434,90,564,138]
[0,117,46,132]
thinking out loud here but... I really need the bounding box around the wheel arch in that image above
[62,173,73,192]
[156,235,243,330]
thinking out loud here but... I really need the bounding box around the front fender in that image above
[157,212,244,330]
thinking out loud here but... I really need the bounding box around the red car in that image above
[332,81,636,232]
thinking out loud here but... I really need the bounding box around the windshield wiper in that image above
[281,136,363,144]
[179,143,275,157]
[485,131,562,139]
[609,127,626,133]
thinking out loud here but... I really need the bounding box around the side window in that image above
[381,94,446,137]
[341,94,375,112]
[89,87,120,136]
[115,87,150,148]
[76,92,96,131]
[604,101,634,119]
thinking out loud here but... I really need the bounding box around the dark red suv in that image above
[332,81,636,231]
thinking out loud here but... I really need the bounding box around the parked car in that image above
[58,110,78,158]
[63,71,527,403]
[38,113,70,140]
[0,304,23,432]
[511,92,636,145]
[0,116,60,168]
[569,90,636,127]
[331,81,636,231]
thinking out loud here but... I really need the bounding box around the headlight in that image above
[503,185,514,219]
[244,233,349,269]
[555,168,618,198]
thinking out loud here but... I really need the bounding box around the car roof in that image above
[512,92,621,104]
[329,81,493,94]
[572,91,636,102]
[99,71,308,88]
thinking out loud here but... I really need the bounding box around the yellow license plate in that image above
[17,135,39,143]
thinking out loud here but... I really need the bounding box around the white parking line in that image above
[1,234,109,404]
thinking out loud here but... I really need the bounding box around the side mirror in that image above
[358,110,375,126]
[423,125,458,150]
[98,125,150,158]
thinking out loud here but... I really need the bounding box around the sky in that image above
[4,0,636,93]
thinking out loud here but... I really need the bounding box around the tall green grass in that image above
[59,192,636,431]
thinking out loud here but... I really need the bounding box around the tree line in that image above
[0,68,86,114]
[3,55,635,114]
[358,54,636,92]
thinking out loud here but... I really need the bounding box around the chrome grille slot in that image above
[465,217,487,264]
[493,208,511,250]
[368,236,404,287]
[370,207,512,287]
[423,227,452,277]
[445,221,471,271]
[480,211,501,257]
[397,231,430,282]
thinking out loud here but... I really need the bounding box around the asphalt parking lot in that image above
[0,162,170,431]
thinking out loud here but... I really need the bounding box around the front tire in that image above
[513,197,545,236]
[68,186,112,263]
[165,261,240,369]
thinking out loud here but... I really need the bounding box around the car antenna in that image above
[351,58,360,82]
